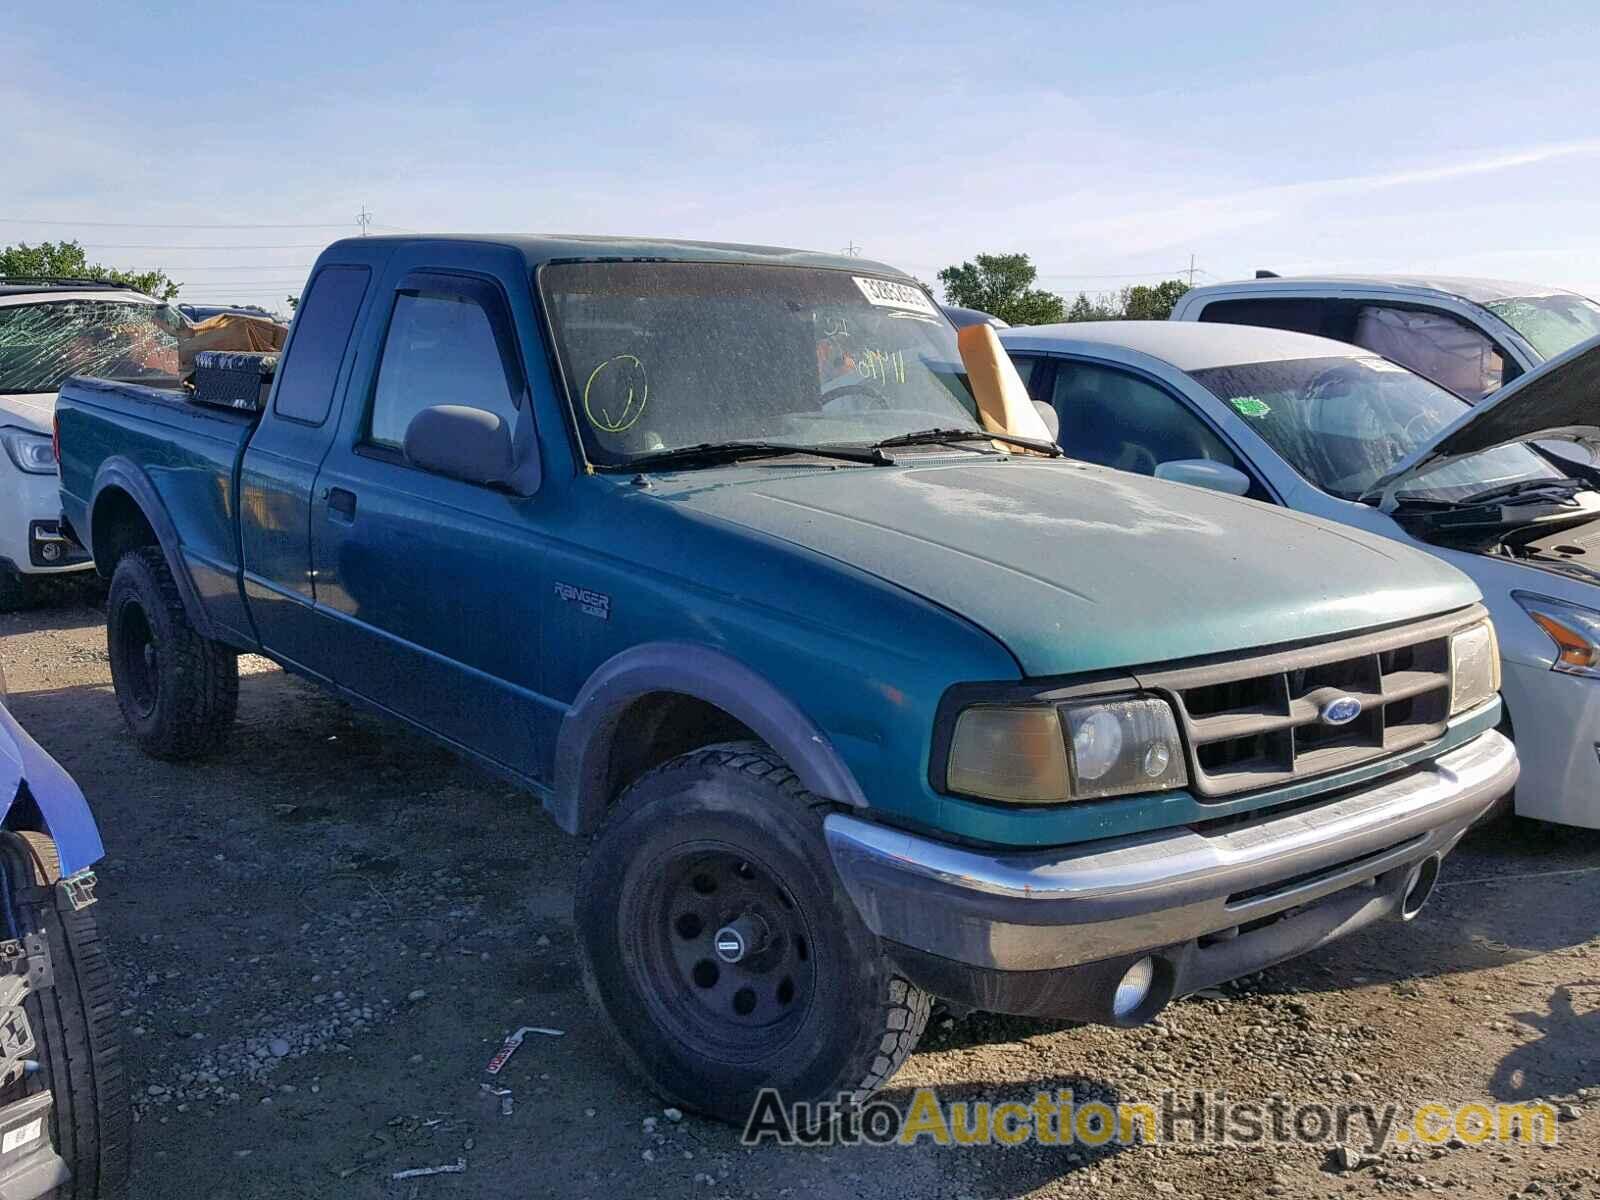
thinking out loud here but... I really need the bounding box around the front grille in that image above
[1141,608,1482,798]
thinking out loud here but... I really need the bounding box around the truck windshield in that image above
[539,262,982,467]
[1190,355,1564,504]
[1483,293,1600,361]
[0,299,182,394]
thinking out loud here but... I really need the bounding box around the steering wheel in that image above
[1401,410,1435,444]
[821,381,893,411]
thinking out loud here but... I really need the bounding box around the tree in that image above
[0,239,180,300]
[1065,292,1122,322]
[285,294,299,311]
[937,253,1065,326]
[1063,279,1190,323]
[1121,279,1190,321]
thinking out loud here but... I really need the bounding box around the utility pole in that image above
[357,205,373,237]
[842,240,861,257]
[1186,254,1197,287]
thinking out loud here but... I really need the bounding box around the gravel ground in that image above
[2,598,1597,1199]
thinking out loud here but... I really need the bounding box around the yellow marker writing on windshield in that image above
[584,354,649,433]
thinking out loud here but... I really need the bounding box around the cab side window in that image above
[1050,362,1243,477]
[368,287,521,451]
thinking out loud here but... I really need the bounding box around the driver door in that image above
[308,251,552,778]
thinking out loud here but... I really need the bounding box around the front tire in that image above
[2,832,130,1199]
[106,547,238,760]
[575,743,929,1123]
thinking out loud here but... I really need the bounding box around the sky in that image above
[6,0,1599,312]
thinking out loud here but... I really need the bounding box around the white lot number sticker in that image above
[852,276,938,317]
[2,1117,41,1155]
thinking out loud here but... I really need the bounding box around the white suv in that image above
[1170,274,1600,401]
[0,281,183,608]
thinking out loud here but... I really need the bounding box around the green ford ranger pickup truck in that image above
[53,235,1518,1121]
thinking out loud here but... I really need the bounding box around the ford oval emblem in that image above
[1320,696,1363,726]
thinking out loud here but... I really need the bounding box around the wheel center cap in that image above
[714,928,746,963]
[713,914,768,964]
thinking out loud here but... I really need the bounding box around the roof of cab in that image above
[1001,319,1370,373]
[1189,274,1576,304]
[318,234,906,278]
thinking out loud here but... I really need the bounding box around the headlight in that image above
[1514,593,1600,679]
[945,695,1187,804]
[1,428,55,475]
[1061,698,1188,799]
[1449,620,1501,714]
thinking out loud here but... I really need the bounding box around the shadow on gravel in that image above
[1488,981,1600,1102]
[0,599,106,635]
[875,1071,1133,1194]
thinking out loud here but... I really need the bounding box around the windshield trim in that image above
[533,259,969,473]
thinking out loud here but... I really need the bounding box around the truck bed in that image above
[56,375,260,647]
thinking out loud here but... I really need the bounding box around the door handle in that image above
[327,487,357,522]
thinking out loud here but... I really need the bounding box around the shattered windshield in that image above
[1484,293,1600,361]
[539,262,981,466]
[0,298,183,394]
[1191,355,1564,503]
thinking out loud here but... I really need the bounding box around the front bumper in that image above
[0,467,90,577]
[827,729,1517,1020]
[1500,658,1600,829]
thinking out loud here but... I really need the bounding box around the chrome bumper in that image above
[826,729,1516,976]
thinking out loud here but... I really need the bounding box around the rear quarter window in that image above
[273,266,371,425]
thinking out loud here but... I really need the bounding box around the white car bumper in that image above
[1502,658,1600,829]
[0,463,91,579]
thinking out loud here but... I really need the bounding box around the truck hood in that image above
[0,392,56,436]
[662,458,1479,677]
[1362,332,1600,505]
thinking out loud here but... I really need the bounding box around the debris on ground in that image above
[391,1158,467,1180]
[484,1024,565,1074]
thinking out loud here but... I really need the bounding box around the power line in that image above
[79,242,330,250]
[1,216,412,231]
[0,217,362,229]
[1034,268,1196,280]
[119,264,316,271]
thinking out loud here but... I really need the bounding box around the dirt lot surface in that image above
[2,599,1596,1199]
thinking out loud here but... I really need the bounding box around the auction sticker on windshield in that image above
[853,276,938,317]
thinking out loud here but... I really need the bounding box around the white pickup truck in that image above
[0,281,183,609]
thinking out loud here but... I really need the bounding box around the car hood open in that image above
[1361,332,1600,506]
[664,457,1479,678]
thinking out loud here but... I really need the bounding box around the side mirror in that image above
[1154,459,1251,496]
[403,405,515,487]
[1031,400,1060,442]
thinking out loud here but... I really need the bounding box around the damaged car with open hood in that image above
[1000,320,1600,828]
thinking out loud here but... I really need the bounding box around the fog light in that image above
[40,542,61,562]
[1112,957,1156,1020]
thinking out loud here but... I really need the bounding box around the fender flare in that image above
[87,457,218,640]
[550,642,867,834]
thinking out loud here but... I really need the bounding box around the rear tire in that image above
[576,742,929,1123]
[3,832,129,1200]
[106,547,238,760]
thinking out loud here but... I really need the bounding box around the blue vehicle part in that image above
[0,705,103,878]
[552,642,869,834]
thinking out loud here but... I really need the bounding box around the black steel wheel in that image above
[628,846,817,1062]
[576,742,929,1123]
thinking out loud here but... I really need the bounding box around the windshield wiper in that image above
[610,440,895,472]
[871,427,1063,457]
[1457,478,1587,507]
